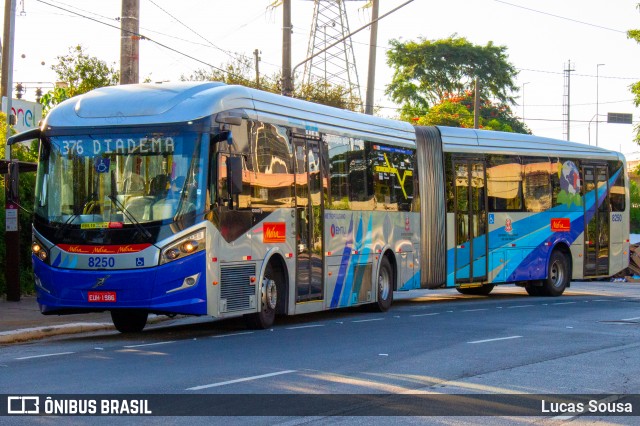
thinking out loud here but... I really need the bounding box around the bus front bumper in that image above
[33,251,207,316]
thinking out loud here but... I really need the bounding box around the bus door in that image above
[294,136,324,302]
[583,164,610,276]
[454,160,488,283]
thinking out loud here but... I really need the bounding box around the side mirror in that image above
[227,156,243,195]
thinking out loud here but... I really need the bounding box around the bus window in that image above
[325,134,350,209]
[610,161,625,212]
[551,158,582,208]
[445,153,455,213]
[369,142,414,211]
[348,138,371,209]
[487,155,523,212]
[250,122,293,209]
[523,157,551,212]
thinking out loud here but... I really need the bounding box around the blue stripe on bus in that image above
[330,213,354,308]
[340,214,364,306]
[448,168,621,284]
[350,214,374,305]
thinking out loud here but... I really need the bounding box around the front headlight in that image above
[32,238,50,263]
[160,229,206,265]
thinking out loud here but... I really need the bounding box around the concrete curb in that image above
[0,314,173,344]
[0,323,115,344]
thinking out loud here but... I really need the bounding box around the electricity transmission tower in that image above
[302,0,364,111]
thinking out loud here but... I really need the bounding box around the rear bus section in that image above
[415,126,630,297]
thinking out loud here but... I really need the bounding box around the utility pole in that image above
[596,63,605,147]
[563,60,575,141]
[120,0,140,85]
[253,49,261,89]
[364,0,379,115]
[473,78,480,129]
[282,0,293,96]
[2,0,20,301]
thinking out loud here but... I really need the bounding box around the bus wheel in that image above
[245,264,278,329]
[525,283,544,296]
[111,310,148,333]
[542,250,570,297]
[373,256,394,312]
[456,285,494,295]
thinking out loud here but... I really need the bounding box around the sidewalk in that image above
[0,295,115,344]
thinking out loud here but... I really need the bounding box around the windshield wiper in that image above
[54,212,79,239]
[107,194,153,241]
[53,191,98,238]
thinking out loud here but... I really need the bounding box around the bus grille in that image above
[220,264,256,312]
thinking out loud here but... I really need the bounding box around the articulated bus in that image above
[9,82,629,332]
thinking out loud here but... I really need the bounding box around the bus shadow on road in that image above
[61,284,625,344]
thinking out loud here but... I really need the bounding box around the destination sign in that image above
[56,136,176,156]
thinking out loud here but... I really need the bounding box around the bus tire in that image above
[111,310,148,333]
[525,284,544,296]
[541,250,570,297]
[245,263,278,329]
[456,285,494,295]
[373,256,394,312]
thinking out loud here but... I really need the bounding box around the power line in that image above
[525,99,635,108]
[50,0,119,22]
[493,0,628,34]
[146,0,243,63]
[518,67,640,80]
[35,0,246,79]
[38,0,219,50]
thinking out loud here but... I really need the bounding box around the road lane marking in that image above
[621,317,640,321]
[286,324,324,330]
[411,313,440,317]
[352,318,385,323]
[123,341,176,348]
[507,305,534,309]
[468,336,522,344]
[187,370,296,390]
[16,352,75,360]
[461,309,488,312]
[552,302,577,305]
[211,332,254,338]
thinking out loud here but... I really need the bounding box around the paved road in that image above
[1,281,640,424]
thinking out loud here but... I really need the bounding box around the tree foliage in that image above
[630,180,640,233]
[181,55,361,111]
[414,91,529,134]
[386,35,519,120]
[40,45,119,113]
[629,4,640,144]
[0,113,38,295]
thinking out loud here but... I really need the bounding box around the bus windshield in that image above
[34,129,207,227]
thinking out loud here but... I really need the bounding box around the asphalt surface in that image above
[2,281,640,424]
[1,280,638,344]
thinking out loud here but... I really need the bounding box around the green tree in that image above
[415,91,530,134]
[630,180,640,233]
[40,45,119,113]
[629,4,640,144]
[181,55,362,111]
[0,113,38,295]
[386,35,519,120]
